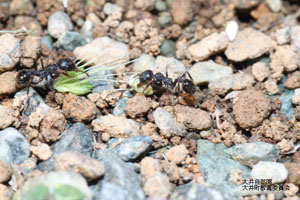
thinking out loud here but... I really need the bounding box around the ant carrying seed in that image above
[17,57,88,112]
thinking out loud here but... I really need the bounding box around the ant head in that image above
[139,70,153,82]
[182,79,196,94]
[58,58,76,71]
[17,70,32,84]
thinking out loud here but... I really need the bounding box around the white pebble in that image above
[226,20,238,42]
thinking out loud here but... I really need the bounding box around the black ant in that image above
[137,69,196,95]
[17,58,88,111]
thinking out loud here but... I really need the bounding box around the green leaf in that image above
[53,184,85,200]
[22,184,49,200]
[128,76,153,95]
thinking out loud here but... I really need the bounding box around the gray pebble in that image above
[54,31,87,51]
[0,34,21,72]
[160,39,176,57]
[48,11,73,39]
[38,123,94,171]
[266,0,282,13]
[155,0,167,11]
[14,87,49,116]
[0,127,30,165]
[189,60,233,85]
[80,20,94,43]
[133,54,156,73]
[41,35,53,51]
[197,140,250,200]
[170,183,224,200]
[92,149,145,200]
[224,142,279,167]
[153,107,186,137]
[158,12,172,28]
[108,135,152,162]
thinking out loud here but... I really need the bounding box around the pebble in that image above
[189,60,233,85]
[92,149,145,200]
[292,88,300,105]
[125,94,152,118]
[266,0,282,12]
[170,183,224,200]
[133,54,156,72]
[274,27,290,45]
[48,11,73,39]
[92,114,141,138]
[0,72,18,97]
[233,89,270,129]
[197,140,250,200]
[108,135,152,162]
[86,13,101,26]
[291,26,300,53]
[225,28,275,62]
[14,16,43,36]
[0,127,29,165]
[134,0,155,11]
[226,20,239,42]
[174,105,212,131]
[54,31,87,51]
[208,73,255,95]
[160,39,176,56]
[155,0,167,11]
[270,45,299,72]
[80,20,94,43]
[171,0,193,25]
[264,79,279,95]
[284,71,300,89]
[0,105,18,129]
[251,62,270,82]
[30,143,52,161]
[165,144,189,164]
[277,79,294,119]
[62,93,98,122]
[40,108,66,142]
[155,56,186,80]
[158,12,172,28]
[188,32,229,62]
[41,35,53,51]
[0,161,11,183]
[113,90,134,116]
[233,0,261,9]
[9,0,33,15]
[251,161,288,183]
[284,163,300,186]
[0,34,21,72]
[73,36,129,66]
[55,151,105,181]
[224,142,279,167]
[0,184,11,200]
[153,107,186,137]
[14,87,49,116]
[38,123,94,171]
[13,171,92,200]
[20,36,41,68]
[140,157,172,198]
[103,2,123,15]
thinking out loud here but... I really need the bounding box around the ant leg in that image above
[74,68,89,77]
[185,71,194,82]
[142,81,152,95]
